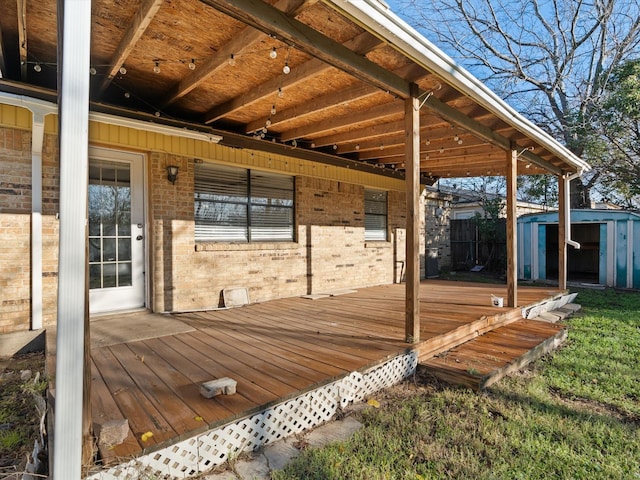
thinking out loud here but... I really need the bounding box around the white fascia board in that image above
[0,91,57,115]
[324,0,591,173]
[89,111,223,144]
[0,92,222,144]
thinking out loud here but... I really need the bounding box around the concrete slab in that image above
[203,415,363,479]
[0,329,45,360]
[90,312,195,348]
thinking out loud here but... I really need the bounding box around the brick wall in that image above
[0,127,32,333]
[150,157,425,312]
[0,127,60,333]
[1,130,427,331]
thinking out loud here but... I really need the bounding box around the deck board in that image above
[421,318,567,390]
[77,280,568,465]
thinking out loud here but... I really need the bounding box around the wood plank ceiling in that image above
[0,0,584,181]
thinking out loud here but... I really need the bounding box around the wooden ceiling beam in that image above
[200,0,412,98]
[205,30,384,124]
[334,121,455,153]
[421,94,562,175]
[280,99,402,141]
[17,0,27,80]
[164,0,317,109]
[200,0,562,176]
[245,82,378,133]
[246,62,426,134]
[96,0,164,98]
[358,136,491,161]
[312,119,405,147]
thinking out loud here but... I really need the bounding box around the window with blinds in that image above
[364,189,388,241]
[194,163,295,242]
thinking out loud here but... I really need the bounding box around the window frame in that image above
[364,188,388,241]
[194,163,295,243]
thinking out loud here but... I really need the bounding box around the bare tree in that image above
[397,0,640,207]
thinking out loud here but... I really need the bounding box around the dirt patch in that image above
[0,351,47,478]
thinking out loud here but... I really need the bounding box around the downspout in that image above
[30,111,46,330]
[0,92,56,330]
[564,172,582,250]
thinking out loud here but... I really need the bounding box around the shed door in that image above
[88,149,145,314]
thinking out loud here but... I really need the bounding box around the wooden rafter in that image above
[200,0,412,98]
[205,31,384,124]
[244,63,426,133]
[163,0,317,109]
[96,0,164,98]
[280,99,402,141]
[422,94,563,175]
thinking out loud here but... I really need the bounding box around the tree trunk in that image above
[569,177,591,208]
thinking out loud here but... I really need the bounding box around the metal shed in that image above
[519,210,640,289]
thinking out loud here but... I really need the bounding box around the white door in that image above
[88,148,146,314]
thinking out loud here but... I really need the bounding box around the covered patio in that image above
[46,280,572,476]
[0,0,590,477]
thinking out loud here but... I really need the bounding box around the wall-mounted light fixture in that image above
[167,165,179,185]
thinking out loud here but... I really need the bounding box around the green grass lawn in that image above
[273,288,640,480]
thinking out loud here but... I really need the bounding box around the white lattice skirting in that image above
[85,351,418,480]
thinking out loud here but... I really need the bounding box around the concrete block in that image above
[534,312,563,323]
[560,303,582,313]
[201,377,237,398]
[94,419,129,447]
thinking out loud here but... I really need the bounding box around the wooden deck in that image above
[421,318,568,390]
[48,280,568,467]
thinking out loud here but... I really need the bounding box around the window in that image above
[194,163,295,242]
[364,189,388,241]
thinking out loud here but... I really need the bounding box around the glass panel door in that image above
[89,160,132,289]
[88,148,145,314]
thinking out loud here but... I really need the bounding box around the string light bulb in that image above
[270,105,277,115]
[124,92,131,98]
[188,59,196,70]
[33,64,42,72]
[89,67,97,75]
[265,119,272,127]
[278,88,284,98]
[228,54,236,66]
[153,61,161,74]
[283,62,290,74]
[270,48,278,59]
[119,66,127,75]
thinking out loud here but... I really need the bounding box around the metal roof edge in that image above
[324,0,591,174]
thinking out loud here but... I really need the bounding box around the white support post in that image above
[53,0,92,478]
[31,111,45,331]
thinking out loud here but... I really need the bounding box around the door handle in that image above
[136,235,143,241]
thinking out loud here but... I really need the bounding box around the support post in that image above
[506,144,518,307]
[558,174,567,290]
[54,0,92,477]
[405,83,420,343]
